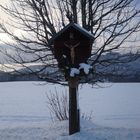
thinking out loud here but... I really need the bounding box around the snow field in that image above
[0,82,140,140]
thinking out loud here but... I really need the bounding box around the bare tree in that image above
[0,0,140,84]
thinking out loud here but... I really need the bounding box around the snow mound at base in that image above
[0,119,140,140]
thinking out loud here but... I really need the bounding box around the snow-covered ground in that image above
[0,82,140,140]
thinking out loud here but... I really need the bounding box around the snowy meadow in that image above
[0,82,140,140]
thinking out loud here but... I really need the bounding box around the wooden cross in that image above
[64,42,80,64]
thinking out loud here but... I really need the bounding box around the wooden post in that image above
[68,77,80,135]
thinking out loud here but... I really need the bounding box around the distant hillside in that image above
[0,53,140,82]
[95,53,140,82]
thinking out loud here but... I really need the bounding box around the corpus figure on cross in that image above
[64,32,80,65]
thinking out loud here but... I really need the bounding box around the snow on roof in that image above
[49,23,94,44]
[73,23,94,38]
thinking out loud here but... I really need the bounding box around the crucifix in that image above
[64,42,80,64]
[64,32,80,65]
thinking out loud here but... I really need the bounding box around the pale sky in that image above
[0,0,13,44]
[0,0,9,22]
[0,0,140,45]
[0,0,9,5]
